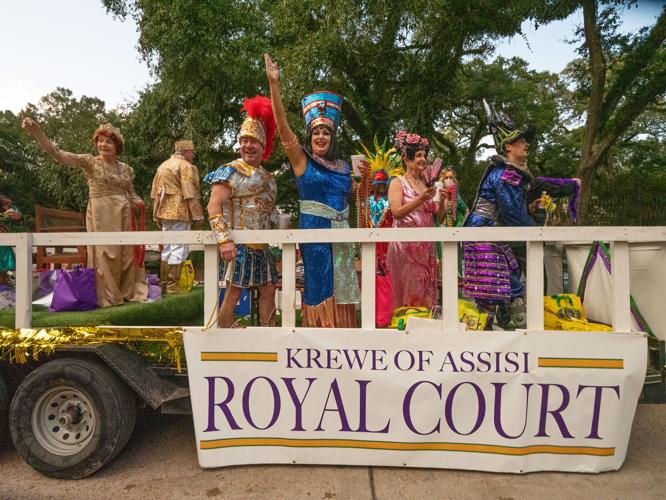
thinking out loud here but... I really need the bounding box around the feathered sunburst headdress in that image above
[355,136,403,228]
[359,136,404,180]
[239,95,277,160]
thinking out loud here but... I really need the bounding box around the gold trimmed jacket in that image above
[151,154,204,223]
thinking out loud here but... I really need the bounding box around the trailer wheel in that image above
[9,358,136,479]
[0,375,8,447]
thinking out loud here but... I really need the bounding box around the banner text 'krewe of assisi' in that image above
[183,327,646,473]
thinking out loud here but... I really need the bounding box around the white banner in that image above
[184,326,646,473]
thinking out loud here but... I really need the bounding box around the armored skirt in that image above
[295,152,360,328]
[221,244,278,288]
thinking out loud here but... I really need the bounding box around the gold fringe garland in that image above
[0,327,185,372]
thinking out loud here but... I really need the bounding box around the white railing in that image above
[2,226,666,331]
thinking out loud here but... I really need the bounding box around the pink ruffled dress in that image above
[387,176,438,310]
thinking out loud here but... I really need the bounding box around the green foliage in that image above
[0,111,43,226]
[101,0,579,168]
[17,88,122,212]
[1,1,664,226]
[570,2,666,221]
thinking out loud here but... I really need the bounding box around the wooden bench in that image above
[34,206,87,270]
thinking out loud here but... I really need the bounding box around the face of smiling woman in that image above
[310,125,332,157]
[96,135,117,158]
[403,149,428,176]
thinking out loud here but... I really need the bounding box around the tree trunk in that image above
[575,4,666,223]
[576,0,605,224]
[576,155,598,224]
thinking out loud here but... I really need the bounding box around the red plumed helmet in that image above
[240,95,277,160]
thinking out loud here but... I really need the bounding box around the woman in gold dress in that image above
[23,118,147,307]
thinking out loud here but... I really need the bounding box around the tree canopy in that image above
[1,1,664,225]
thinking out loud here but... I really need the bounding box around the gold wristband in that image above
[209,214,231,244]
[281,134,300,149]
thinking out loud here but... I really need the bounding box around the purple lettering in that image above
[343,349,369,370]
[504,352,520,373]
[371,350,388,371]
[494,352,502,373]
[394,350,416,371]
[282,377,317,431]
[477,352,491,372]
[315,379,352,431]
[445,382,486,435]
[403,381,442,435]
[523,352,529,373]
[204,376,241,432]
[242,377,280,430]
[307,349,324,369]
[459,351,475,373]
[327,349,342,369]
[438,351,459,372]
[417,351,434,371]
[493,383,532,439]
[576,385,620,439]
[356,380,390,433]
[286,348,303,368]
[535,383,574,438]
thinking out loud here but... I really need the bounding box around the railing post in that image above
[204,242,220,328]
[281,243,296,328]
[361,242,376,329]
[526,241,544,330]
[14,233,33,329]
[611,240,632,331]
[441,241,458,332]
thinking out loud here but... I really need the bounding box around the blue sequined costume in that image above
[296,150,360,310]
[463,155,534,302]
[368,195,390,228]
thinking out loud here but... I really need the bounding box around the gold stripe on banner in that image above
[538,357,624,369]
[200,352,278,362]
[199,438,615,456]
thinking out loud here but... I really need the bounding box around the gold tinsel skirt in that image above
[0,327,184,371]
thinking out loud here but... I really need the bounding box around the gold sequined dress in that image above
[44,148,148,307]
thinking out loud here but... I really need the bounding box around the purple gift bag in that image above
[33,269,58,300]
[49,268,99,312]
[146,273,162,302]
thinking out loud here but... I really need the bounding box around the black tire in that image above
[0,375,8,447]
[9,358,136,479]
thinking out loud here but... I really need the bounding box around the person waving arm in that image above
[22,118,92,172]
[264,53,307,176]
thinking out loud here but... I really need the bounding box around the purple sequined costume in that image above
[463,156,534,304]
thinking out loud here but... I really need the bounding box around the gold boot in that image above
[159,261,168,294]
[166,263,184,294]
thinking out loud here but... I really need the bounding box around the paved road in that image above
[1,404,664,500]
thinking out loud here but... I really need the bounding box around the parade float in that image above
[0,225,662,479]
